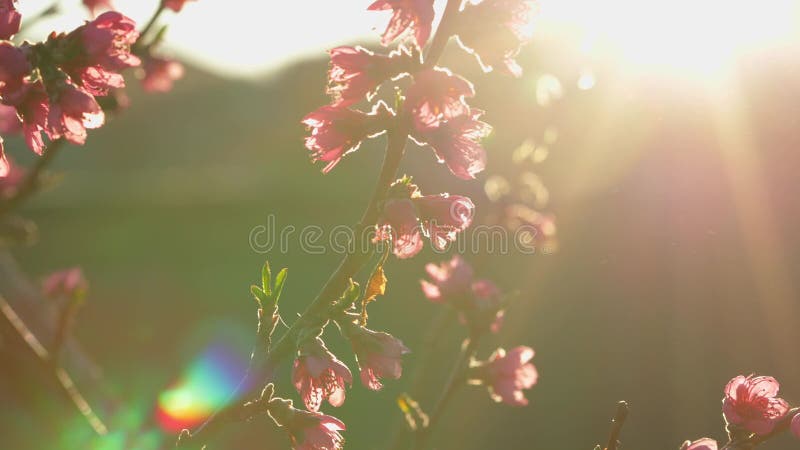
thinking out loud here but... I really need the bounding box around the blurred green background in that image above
[2,29,800,450]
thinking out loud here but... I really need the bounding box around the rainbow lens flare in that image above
[156,339,252,432]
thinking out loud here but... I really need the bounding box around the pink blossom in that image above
[292,337,352,412]
[413,193,474,250]
[46,82,104,146]
[15,84,50,155]
[302,104,390,173]
[456,0,538,77]
[406,68,474,130]
[286,410,345,450]
[139,57,184,93]
[0,103,21,134]
[412,111,491,180]
[163,0,196,13]
[420,255,474,302]
[71,65,126,96]
[348,326,410,390]
[420,256,505,331]
[77,11,140,71]
[680,439,718,450]
[0,0,21,40]
[792,413,800,439]
[722,375,790,435]
[327,46,413,107]
[375,181,475,258]
[82,0,115,16]
[474,346,538,406]
[368,0,435,48]
[0,42,31,103]
[375,198,423,258]
[43,268,88,299]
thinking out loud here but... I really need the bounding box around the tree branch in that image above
[604,401,629,450]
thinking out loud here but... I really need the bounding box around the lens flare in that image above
[156,341,252,432]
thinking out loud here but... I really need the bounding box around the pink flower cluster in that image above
[421,255,505,333]
[374,178,474,258]
[420,255,537,405]
[301,0,541,259]
[0,10,138,174]
[0,2,190,178]
[301,0,541,257]
[292,1,541,447]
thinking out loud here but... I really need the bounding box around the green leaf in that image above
[261,261,272,297]
[273,268,288,305]
[251,285,267,305]
[342,279,361,306]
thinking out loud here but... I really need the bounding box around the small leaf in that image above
[273,268,288,305]
[261,261,272,297]
[361,263,387,326]
[340,278,361,307]
[365,266,387,302]
[251,285,267,306]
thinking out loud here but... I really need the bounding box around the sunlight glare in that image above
[541,0,798,79]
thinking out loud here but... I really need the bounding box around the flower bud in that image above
[43,267,88,299]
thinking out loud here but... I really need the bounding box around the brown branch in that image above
[604,401,629,450]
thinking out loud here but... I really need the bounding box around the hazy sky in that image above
[16,0,800,79]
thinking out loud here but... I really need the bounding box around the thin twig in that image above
[0,295,108,436]
[0,139,65,219]
[387,308,455,450]
[137,1,167,44]
[412,336,480,450]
